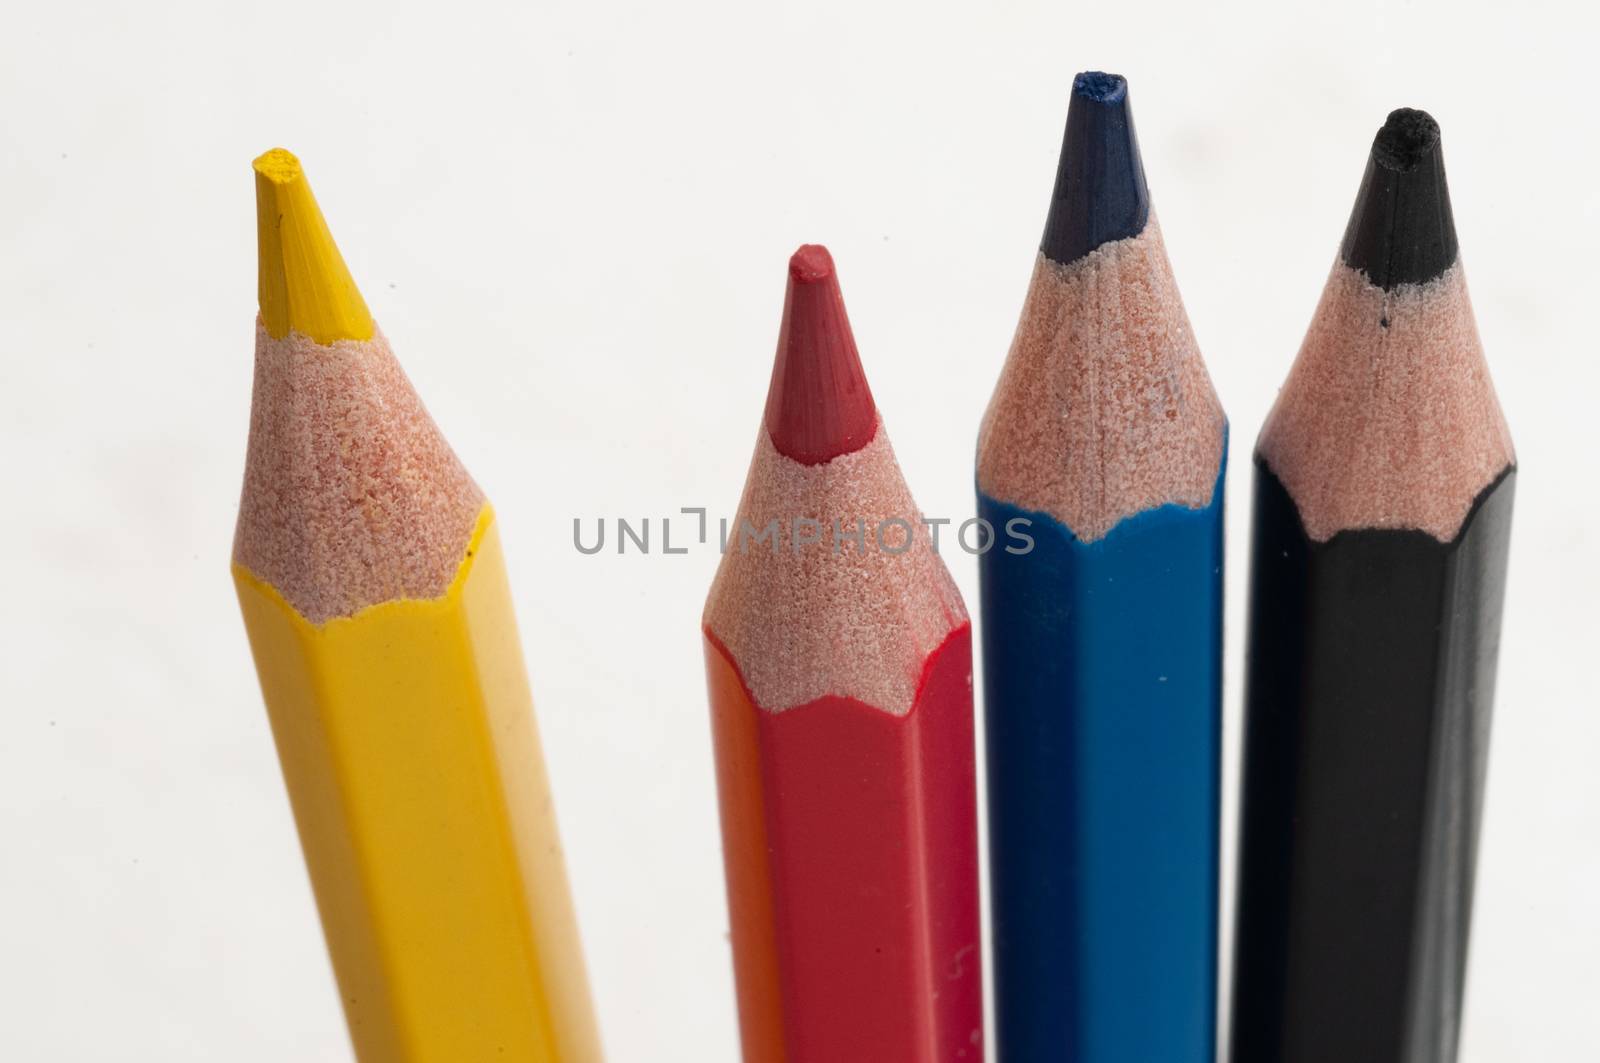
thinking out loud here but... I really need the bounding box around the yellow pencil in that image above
[233,148,600,1061]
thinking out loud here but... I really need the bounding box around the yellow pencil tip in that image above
[254,148,374,344]
[253,146,304,184]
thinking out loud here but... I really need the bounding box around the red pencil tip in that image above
[789,244,835,283]
[764,245,879,464]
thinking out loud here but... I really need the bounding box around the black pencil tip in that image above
[1372,108,1441,171]
[1340,108,1458,288]
[1039,71,1150,266]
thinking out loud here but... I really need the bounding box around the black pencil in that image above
[1230,109,1516,1063]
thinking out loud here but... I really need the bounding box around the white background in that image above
[2,1,1595,1059]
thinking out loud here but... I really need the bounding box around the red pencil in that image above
[703,245,983,1061]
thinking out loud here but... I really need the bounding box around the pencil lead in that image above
[253,147,374,343]
[763,244,878,464]
[1039,71,1151,266]
[1339,108,1459,288]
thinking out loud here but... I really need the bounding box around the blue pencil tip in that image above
[1073,71,1126,104]
[1040,72,1150,265]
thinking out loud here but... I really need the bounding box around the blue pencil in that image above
[975,72,1227,1062]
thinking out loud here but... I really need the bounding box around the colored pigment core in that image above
[1373,108,1441,170]
[253,147,375,344]
[1074,70,1126,103]
[764,244,879,465]
[1339,108,1459,288]
[1041,70,1150,265]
